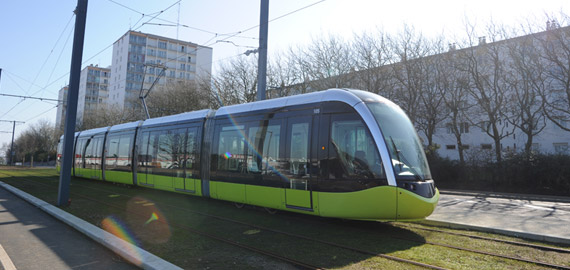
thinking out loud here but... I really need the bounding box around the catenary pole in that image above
[256,0,269,101]
[58,0,88,206]
[0,120,24,166]
[10,121,15,165]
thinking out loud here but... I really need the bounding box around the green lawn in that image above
[0,168,568,269]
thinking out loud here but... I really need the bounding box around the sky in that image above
[0,0,569,150]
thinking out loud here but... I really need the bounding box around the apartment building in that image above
[108,31,213,109]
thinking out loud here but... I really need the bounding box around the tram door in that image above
[284,116,313,210]
[174,127,197,193]
[138,131,154,187]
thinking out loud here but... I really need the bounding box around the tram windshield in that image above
[366,102,432,181]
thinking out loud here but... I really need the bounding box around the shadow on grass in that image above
[2,171,429,269]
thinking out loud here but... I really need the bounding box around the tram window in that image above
[75,139,86,168]
[106,133,133,171]
[216,125,245,172]
[147,132,160,172]
[329,118,384,180]
[247,122,280,175]
[156,129,186,177]
[185,128,198,171]
[106,136,120,169]
[84,138,93,167]
[290,123,309,173]
[138,132,151,170]
[118,135,132,167]
[284,120,310,190]
[94,137,103,167]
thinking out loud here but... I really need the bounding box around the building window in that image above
[446,145,456,150]
[553,143,569,154]
[460,122,469,133]
[158,41,167,49]
[188,56,192,62]
[481,144,492,150]
[445,123,452,134]
[481,121,490,132]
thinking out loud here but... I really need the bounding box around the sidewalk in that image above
[439,189,570,203]
[0,185,137,270]
[423,191,570,245]
[0,181,182,270]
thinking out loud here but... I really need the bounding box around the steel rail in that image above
[6,172,570,270]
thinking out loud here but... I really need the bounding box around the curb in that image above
[0,181,182,270]
[419,219,570,245]
[439,189,570,203]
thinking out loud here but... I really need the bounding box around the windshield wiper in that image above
[390,136,402,171]
[390,136,423,181]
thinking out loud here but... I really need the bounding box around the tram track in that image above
[3,171,570,269]
[396,223,570,253]
[2,173,440,270]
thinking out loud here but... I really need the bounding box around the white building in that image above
[77,65,110,124]
[55,85,69,130]
[108,31,213,109]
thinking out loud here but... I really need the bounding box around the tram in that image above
[57,89,439,220]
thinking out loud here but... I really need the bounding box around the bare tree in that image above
[535,18,570,132]
[415,37,449,149]
[146,81,209,117]
[301,34,356,90]
[387,25,431,125]
[14,119,57,166]
[458,22,515,163]
[210,55,258,107]
[351,30,395,98]
[505,33,547,156]
[436,45,473,163]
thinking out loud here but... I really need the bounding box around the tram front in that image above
[352,90,439,220]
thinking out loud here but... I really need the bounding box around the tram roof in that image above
[109,120,143,133]
[215,88,364,117]
[141,109,212,128]
[77,126,109,137]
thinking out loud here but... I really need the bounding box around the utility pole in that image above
[0,120,24,166]
[256,0,269,101]
[58,0,88,206]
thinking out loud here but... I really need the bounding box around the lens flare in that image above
[144,212,159,225]
[224,152,232,159]
[126,196,172,244]
[101,216,143,266]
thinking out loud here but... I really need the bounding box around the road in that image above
[428,192,570,241]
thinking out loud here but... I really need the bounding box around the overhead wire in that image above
[23,14,75,96]
[112,0,329,89]
[0,99,25,120]
[7,0,328,127]
[14,19,75,122]
[35,22,75,98]
[24,105,59,122]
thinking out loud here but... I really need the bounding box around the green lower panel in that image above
[211,181,246,203]
[184,178,196,192]
[318,186,398,220]
[245,185,283,209]
[74,167,84,177]
[152,174,173,191]
[285,189,312,209]
[81,168,102,180]
[396,188,439,221]
[104,170,133,184]
[174,176,184,190]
